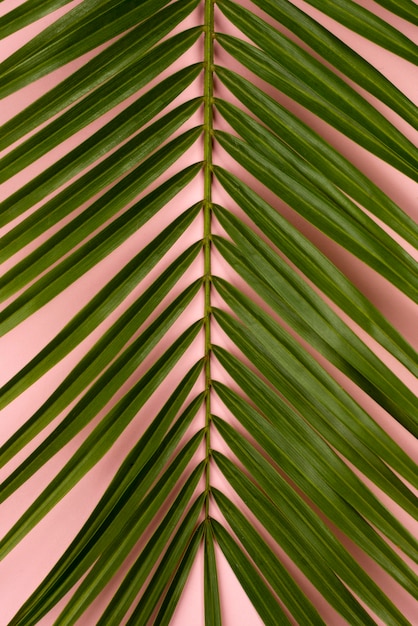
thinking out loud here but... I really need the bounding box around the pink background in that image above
[0,0,417,624]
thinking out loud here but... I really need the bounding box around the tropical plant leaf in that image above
[126,520,205,626]
[212,171,418,371]
[7,369,204,626]
[51,432,204,625]
[212,449,410,626]
[1,0,417,623]
[211,489,326,625]
[301,0,418,61]
[211,381,416,591]
[0,0,179,95]
[0,245,202,464]
[211,518,295,626]
[215,5,418,180]
[215,131,418,302]
[212,246,418,428]
[371,0,418,24]
[204,520,223,626]
[248,0,418,125]
[213,70,418,248]
[97,488,206,626]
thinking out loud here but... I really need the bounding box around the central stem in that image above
[203,0,214,519]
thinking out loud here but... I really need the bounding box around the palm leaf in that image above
[1,0,417,624]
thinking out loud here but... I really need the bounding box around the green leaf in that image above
[1,119,202,256]
[213,378,417,593]
[0,188,201,333]
[154,522,205,626]
[126,521,205,625]
[302,0,418,62]
[213,169,418,374]
[1,1,416,622]
[216,30,418,180]
[1,36,201,166]
[0,321,202,558]
[0,0,76,39]
[0,0,177,96]
[204,520,223,626]
[97,487,206,626]
[211,519,294,626]
[213,301,418,487]
[215,68,418,248]
[246,0,418,126]
[212,489,326,625]
[1,158,201,299]
[0,280,202,501]
[215,131,418,302]
[0,244,201,467]
[212,325,418,566]
[53,432,204,625]
[215,99,418,275]
[372,0,418,24]
[0,59,201,191]
[0,203,201,394]
[9,366,204,626]
[212,231,418,426]
[212,447,411,626]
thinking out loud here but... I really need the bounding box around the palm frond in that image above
[1,0,417,623]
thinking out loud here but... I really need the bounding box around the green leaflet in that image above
[97,491,205,625]
[1,32,202,224]
[212,376,417,593]
[0,321,203,559]
[9,367,204,625]
[0,154,202,334]
[0,2,201,178]
[204,521,223,626]
[211,519,294,626]
[215,130,418,303]
[216,98,418,263]
[216,30,418,180]
[0,281,202,501]
[245,0,418,126]
[372,0,418,24]
[0,206,201,403]
[53,432,204,625]
[1,155,201,297]
[212,489,326,625]
[212,447,411,626]
[0,245,201,466]
[214,69,418,248]
[212,172,418,374]
[153,522,204,626]
[212,227,418,427]
[213,300,418,486]
[0,0,76,39]
[126,522,205,625]
[0,0,174,96]
[216,0,418,152]
[0,64,202,188]
[302,0,418,61]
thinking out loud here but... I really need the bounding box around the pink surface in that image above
[0,0,417,624]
